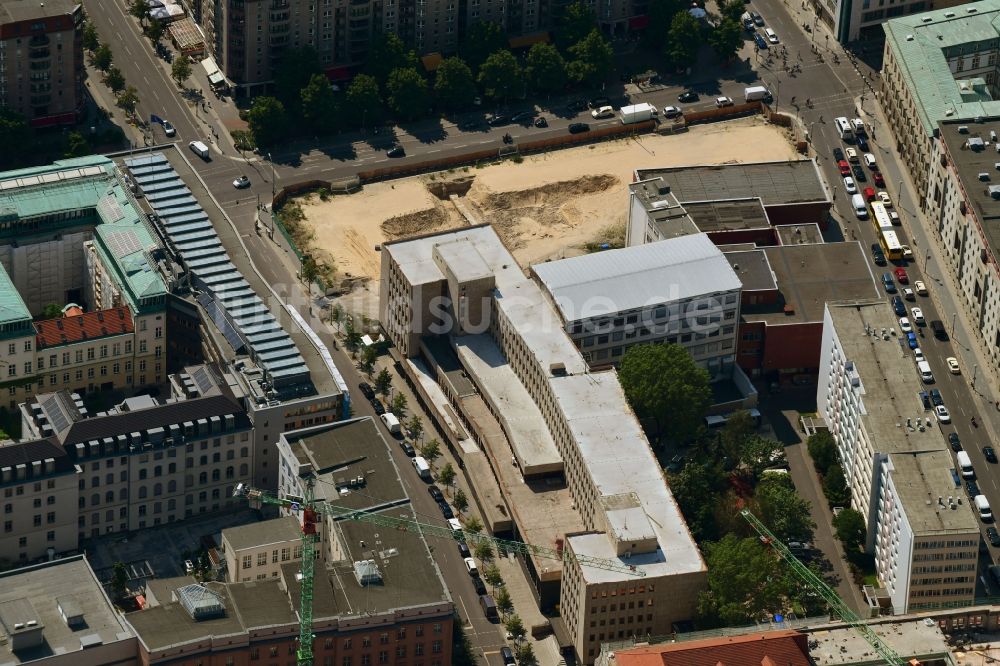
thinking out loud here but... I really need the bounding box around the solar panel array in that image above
[123,153,309,389]
[97,193,125,223]
[105,229,145,259]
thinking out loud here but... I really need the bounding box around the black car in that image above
[458,542,471,558]
[871,243,886,265]
[400,441,416,457]
[754,32,768,49]
[472,576,487,595]
[949,432,962,451]
[487,114,510,126]
[370,398,385,415]
[920,391,931,410]
[567,99,589,112]
[358,382,375,400]
[428,485,444,502]
[438,500,454,519]
[568,122,590,134]
[833,147,845,162]
[967,480,980,497]
[511,110,534,123]
[851,164,867,182]
[534,116,548,128]
[881,272,896,294]
[985,447,998,463]
[587,97,610,109]
[856,134,870,151]
[930,388,943,406]
[891,296,906,316]
[386,145,405,158]
[678,91,699,103]
[989,527,1000,547]
[750,10,764,25]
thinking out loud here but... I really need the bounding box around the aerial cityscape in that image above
[3,0,1000,662]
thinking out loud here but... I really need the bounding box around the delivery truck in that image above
[744,86,772,103]
[380,412,402,436]
[619,103,658,125]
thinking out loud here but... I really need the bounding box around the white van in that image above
[976,494,993,522]
[957,450,975,478]
[917,360,934,383]
[380,412,402,436]
[413,456,432,480]
[835,116,854,141]
[188,140,211,160]
[852,193,868,219]
[863,153,877,169]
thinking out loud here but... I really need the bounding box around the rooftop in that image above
[34,306,134,349]
[531,233,741,323]
[221,516,302,552]
[608,629,811,666]
[0,261,30,326]
[776,223,824,245]
[938,118,1000,263]
[0,556,134,664]
[0,0,80,22]
[883,0,1000,139]
[809,617,951,664]
[886,450,979,536]
[733,243,881,324]
[628,178,701,240]
[682,199,772,232]
[726,249,778,292]
[634,160,829,206]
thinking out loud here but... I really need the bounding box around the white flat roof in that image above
[532,233,741,323]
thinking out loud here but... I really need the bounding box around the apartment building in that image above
[221,515,303,582]
[0,0,84,127]
[380,225,706,664]
[923,117,1000,376]
[817,301,978,613]
[531,233,742,376]
[882,0,1000,206]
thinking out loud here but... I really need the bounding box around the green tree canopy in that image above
[555,0,597,49]
[390,392,408,417]
[823,463,851,507]
[93,44,113,72]
[434,57,478,110]
[833,507,867,552]
[525,42,567,93]
[709,17,742,62]
[697,534,793,626]
[104,66,126,94]
[386,67,430,120]
[806,430,838,475]
[719,0,745,22]
[464,516,483,533]
[478,49,523,102]
[116,86,139,116]
[567,29,614,86]
[41,303,64,319]
[364,32,418,86]
[753,474,815,544]
[360,344,377,374]
[128,0,150,23]
[406,415,424,441]
[300,73,339,133]
[111,561,130,599]
[505,614,526,642]
[473,539,493,563]
[483,563,504,591]
[438,462,456,488]
[170,54,192,87]
[495,586,514,616]
[453,488,469,514]
[344,74,382,128]
[739,435,783,481]
[459,21,507,72]
[516,643,538,666]
[374,368,392,396]
[718,410,755,467]
[273,46,323,114]
[0,109,30,167]
[64,131,91,158]
[669,461,725,541]
[665,10,703,70]
[619,343,711,442]
[82,22,100,51]
[143,19,164,45]
[247,96,289,147]
[421,439,442,464]
[644,0,686,48]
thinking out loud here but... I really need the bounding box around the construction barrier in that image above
[683,102,763,125]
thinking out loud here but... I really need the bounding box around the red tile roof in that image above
[612,630,811,666]
[34,307,134,349]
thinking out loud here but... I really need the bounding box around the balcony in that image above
[29,35,51,47]
[29,47,50,59]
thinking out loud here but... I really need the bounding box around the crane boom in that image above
[740,509,904,666]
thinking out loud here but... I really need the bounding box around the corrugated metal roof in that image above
[531,233,741,322]
[124,153,308,387]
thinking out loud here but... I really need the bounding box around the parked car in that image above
[894,267,909,284]
[967,480,980,498]
[892,296,906,316]
[370,398,385,415]
[906,331,918,349]
[458,542,471,558]
[678,91,699,103]
[464,557,479,576]
[901,244,914,260]
[898,317,912,333]
[386,145,406,158]
[846,147,859,162]
[233,175,251,189]
[863,186,877,201]
[949,432,962,451]
[534,116,548,127]
[487,114,510,126]
[920,390,931,410]
[843,176,857,194]
[568,122,590,134]
[988,527,1000,547]
[511,110,534,123]
[428,485,444,502]
[871,243,886,265]
[857,134,870,151]
[873,171,885,187]
[903,287,915,301]
[878,191,893,207]
[914,280,928,295]
[833,147,845,161]
[715,96,735,107]
[587,97,611,109]
[751,10,764,25]
[754,32,768,49]
[400,441,416,457]
[986,447,998,464]
[358,382,375,400]
[930,389,943,406]
[439,500,454,519]
[935,405,951,423]
[663,105,683,118]
[851,164,866,182]
[162,120,176,137]
[838,160,851,176]
[947,356,961,374]
[911,307,924,325]
[472,576,487,595]
[881,272,896,293]
[591,105,615,119]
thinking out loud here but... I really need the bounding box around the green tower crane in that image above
[234,479,643,666]
[740,509,905,666]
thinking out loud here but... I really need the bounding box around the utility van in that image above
[480,595,498,620]
[380,412,402,436]
[917,360,934,384]
[957,450,975,479]
[852,193,868,219]
[413,456,432,481]
[188,140,211,160]
[976,494,993,522]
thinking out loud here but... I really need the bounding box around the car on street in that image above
[472,576,487,595]
[895,267,909,284]
[765,27,779,42]
[838,160,851,176]
[428,485,444,502]
[844,176,857,194]
[878,191,893,207]
[448,517,462,531]
[715,96,735,107]
[754,32,768,49]
[852,164,867,182]
[863,186,877,201]
[935,405,951,423]
[233,175,250,189]
[906,331,918,349]
[911,307,924,324]
[358,382,375,399]
[914,348,924,362]
[890,210,901,225]
[846,147,859,162]
[591,105,615,119]
[587,97,611,109]
[881,272,896,293]
[857,134,870,151]
[989,527,1000,547]
[464,557,479,576]
[386,145,406,158]
[511,110,535,123]
[920,390,931,409]
[903,287,915,301]
[438,500,454,518]
[458,542,471,558]
[663,105,683,118]
[901,244,914,260]
[914,280,928,295]
[534,116,548,127]
[568,122,590,134]
[967,480,980,498]
[892,296,906,316]
[873,171,885,187]
[370,398,385,415]
[487,114,510,126]
[949,432,962,451]
[947,356,961,374]
[871,243,886,265]
[898,317,912,333]
[678,91,699,102]
[400,441,416,457]
[985,447,998,464]
[833,147,845,161]
[162,120,176,137]
[567,99,589,111]
[751,10,765,25]
[930,388,943,406]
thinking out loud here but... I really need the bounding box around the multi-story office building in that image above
[531,233,742,377]
[380,225,706,664]
[817,301,978,613]
[221,515,304,582]
[0,0,84,127]
[814,0,971,43]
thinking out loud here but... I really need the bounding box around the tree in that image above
[82,22,100,52]
[434,57,477,110]
[116,86,139,117]
[406,415,424,441]
[463,516,483,534]
[833,507,867,552]
[390,392,408,417]
[344,74,382,128]
[505,614,526,642]
[128,0,150,24]
[386,67,430,120]
[483,564,504,591]
[719,0,745,22]
[273,46,322,114]
[41,303,63,319]
[92,44,113,72]
[525,42,567,94]
[0,109,30,167]
[806,430,838,475]
[696,534,794,626]
[111,561,130,599]
[64,131,91,158]
[473,539,493,564]
[644,0,686,49]
[718,410,755,468]
[619,343,711,442]
[665,10,703,71]
[495,587,514,617]
[739,435,783,480]
[823,463,851,506]
[344,317,363,352]
[143,19,164,46]
[247,96,289,148]
[555,0,597,50]
[478,50,522,102]
[438,462,456,488]
[360,344,377,375]
[421,439,442,466]
[566,29,614,86]
[516,643,538,666]
[171,54,192,87]
[709,17,742,63]
[459,21,507,72]
[364,32,418,86]
[453,488,469,514]
[754,474,815,544]
[374,368,392,396]
[300,73,338,133]
[669,461,725,541]
[104,66,125,94]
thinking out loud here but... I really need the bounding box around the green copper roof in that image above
[884,0,1000,137]
[0,263,30,326]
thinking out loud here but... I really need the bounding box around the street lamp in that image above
[923,249,931,272]
[267,152,276,235]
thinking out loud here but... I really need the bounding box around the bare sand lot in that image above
[297,116,799,317]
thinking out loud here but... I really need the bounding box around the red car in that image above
[838,160,851,176]
[872,171,885,187]
[895,267,909,284]
[863,186,877,201]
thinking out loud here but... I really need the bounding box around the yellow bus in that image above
[871,201,894,233]
[880,229,903,260]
